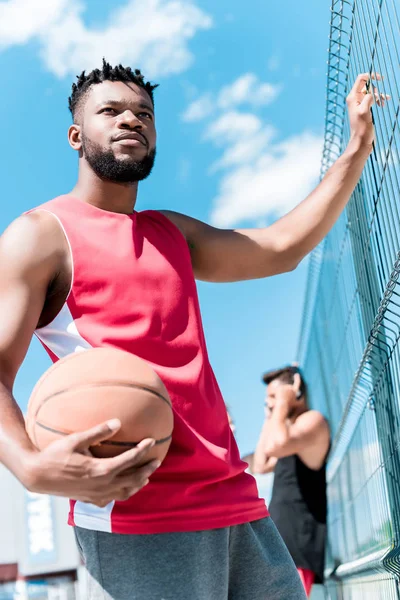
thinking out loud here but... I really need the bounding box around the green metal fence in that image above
[297,0,400,597]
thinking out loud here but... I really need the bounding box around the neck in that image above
[290,405,308,423]
[71,163,139,215]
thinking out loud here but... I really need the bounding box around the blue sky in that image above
[0,0,330,455]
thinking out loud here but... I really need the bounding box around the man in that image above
[252,366,330,597]
[0,60,387,599]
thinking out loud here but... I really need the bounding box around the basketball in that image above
[25,348,174,465]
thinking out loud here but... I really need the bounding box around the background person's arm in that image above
[255,394,329,472]
[251,451,278,475]
[258,407,329,469]
[163,74,388,283]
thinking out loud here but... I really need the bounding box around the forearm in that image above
[0,382,37,484]
[255,408,291,465]
[252,452,277,474]
[262,406,291,452]
[268,136,371,267]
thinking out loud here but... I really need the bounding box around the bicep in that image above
[290,413,330,445]
[0,215,59,387]
[272,413,330,464]
[160,211,286,282]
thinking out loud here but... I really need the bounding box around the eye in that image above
[100,107,117,115]
[138,111,153,120]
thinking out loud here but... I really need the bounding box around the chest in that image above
[66,217,198,342]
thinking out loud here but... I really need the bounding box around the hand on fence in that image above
[346,73,390,152]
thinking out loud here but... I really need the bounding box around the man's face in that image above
[79,80,157,183]
[264,379,281,415]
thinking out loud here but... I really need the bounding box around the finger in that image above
[376,92,390,107]
[91,498,115,508]
[117,459,161,485]
[348,73,382,102]
[369,85,387,106]
[67,419,121,452]
[114,489,138,502]
[292,373,301,393]
[116,479,151,502]
[350,73,371,96]
[101,439,156,475]
[368,85,381,106]
[360,91,374,111]
[82,448,93,458]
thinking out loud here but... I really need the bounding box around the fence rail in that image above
[297,0,400,597]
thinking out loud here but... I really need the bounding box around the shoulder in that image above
[157,210,189,239]
[294,411,330,435]
[1,211,66,272]
[294,411,330,469]
[157,210,220,257]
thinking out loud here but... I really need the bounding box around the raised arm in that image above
[248,451,278,475]
[0,212,159,506]
[164,74,388,283]
[254,375,330,471]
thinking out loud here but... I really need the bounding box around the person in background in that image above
[250,365,330,597]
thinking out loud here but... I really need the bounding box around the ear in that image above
[293,373,303,400]
[68,124,82,151]
[292,372,301,392]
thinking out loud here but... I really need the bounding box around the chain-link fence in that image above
[297,0,400,597]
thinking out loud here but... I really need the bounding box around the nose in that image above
[117,110,142,130]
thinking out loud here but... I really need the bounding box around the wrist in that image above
[346,134,373,159]
[274,398,291,416]
[17,449,42,491]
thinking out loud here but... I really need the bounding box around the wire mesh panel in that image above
[298,0,400,596]
[326,573,400,600]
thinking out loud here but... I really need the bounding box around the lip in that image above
[115,138,146,148]
[113,133,147,147]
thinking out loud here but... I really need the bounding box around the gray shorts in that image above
[75,517,306,600]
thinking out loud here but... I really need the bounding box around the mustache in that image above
[112,131,148,147]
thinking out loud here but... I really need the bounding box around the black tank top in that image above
[268,454,327,582]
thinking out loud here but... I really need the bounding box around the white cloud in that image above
[210,131,323,227]
[182,73,282,122]
[0,0,68,47]
[204,111,276,172]
[183,74,322,228]
[182,93,214,122]
[204,111,263,143]
[0,0,212,79]
[217,74,281,109]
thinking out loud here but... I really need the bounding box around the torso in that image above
[36,208,185,329]
[269,454,327,581]
[29,195,268,535]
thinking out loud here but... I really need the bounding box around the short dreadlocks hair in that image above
[68,58,159,121]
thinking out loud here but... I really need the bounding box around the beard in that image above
[81,133,156,184]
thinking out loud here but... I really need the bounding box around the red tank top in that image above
[33,195,267,534]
